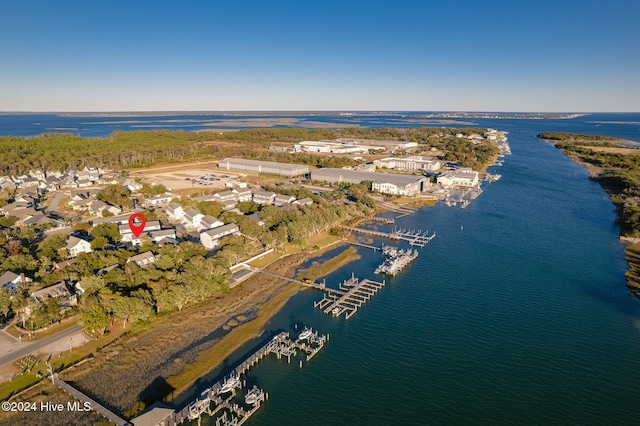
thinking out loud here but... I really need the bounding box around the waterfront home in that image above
[199,224,241,249]
[127,251,157,267]
[66,236,92,257]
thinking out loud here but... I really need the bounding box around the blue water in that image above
[2,113,640,424]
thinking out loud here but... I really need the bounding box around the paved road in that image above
[47,191,66,212]
[0,324,85,367]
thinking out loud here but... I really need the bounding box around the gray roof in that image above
[0,271,20,287]
[131,402,175,426]
[310,168,427,187]
[128,251,156,263]
[201,223,239,239]
[66,235,90,250]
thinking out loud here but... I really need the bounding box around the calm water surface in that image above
[2,113,640,424]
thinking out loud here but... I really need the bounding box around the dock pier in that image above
[312,274,385,320]
[341,226,435,247]
[170,330,327,425]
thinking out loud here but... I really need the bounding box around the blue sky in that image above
[1,0,638,112]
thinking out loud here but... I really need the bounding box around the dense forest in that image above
[1,126,500,175]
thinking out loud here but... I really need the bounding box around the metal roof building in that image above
[217,158,309,177]
[310,168,429,196]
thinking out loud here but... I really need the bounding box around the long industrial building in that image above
[310,168,429,196]
[217,158,309,177]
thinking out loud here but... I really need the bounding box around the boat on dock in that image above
[220,375,241,393]
[244,386,264,405]
[374,246,419,276]
[298,327,313,341]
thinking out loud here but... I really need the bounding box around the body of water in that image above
[2,112,640,424]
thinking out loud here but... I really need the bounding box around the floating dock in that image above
[374,246,419,276]
[341,226,435,247]
[313,275,385,320]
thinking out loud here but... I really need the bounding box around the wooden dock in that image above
[341,226,435,247]
[313,275,385,319]
[171,330,327,425]
[52,375,130,426]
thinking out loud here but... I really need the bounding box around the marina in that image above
[313,274,386,319]
[341,225,435,247]
[130,329,328,426]
[374,245,419,276]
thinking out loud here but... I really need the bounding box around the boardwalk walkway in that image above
[53,375,129,426]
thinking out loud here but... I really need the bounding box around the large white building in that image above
[310,168,429,196]
[374,156,441,172]
[437,168,479,188]
[217,158,309,177]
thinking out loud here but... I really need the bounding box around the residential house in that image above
[199,224,241,249]
[182,209,204,229]
[252,191,276,205]
[273,194,296,207]
[213,190,237,203]
[199,215,224,231]
[118,220,162,242]
[165,202,185,221]
[31,283,72,304]
[0,271,31,292]
[293,198,313,207]
[148,229,177,243]
[127,251,157,267]
[121,178,143,192]
[234,188,252,202]
[66,236,92,257]
[145,193,174,206]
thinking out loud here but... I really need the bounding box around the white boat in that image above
[298,327,313,340]
[244,386,264,405]
[332,307,341,316]
[220,375,240,393]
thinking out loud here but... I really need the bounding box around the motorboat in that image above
[244,386,264,405]
[298,327,313,340]
[220,375,240,393]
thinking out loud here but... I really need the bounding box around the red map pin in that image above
[128,213,147,238]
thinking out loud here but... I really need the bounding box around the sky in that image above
[1,0,639,112]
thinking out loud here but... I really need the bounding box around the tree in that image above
[197,201,224,218]
[77,276,106,296]
[37,235,66,260]
[90,223,121,244]
[81,304,110,334]
[91,236,108,250]
[0,288,11,321]
[3,239,22,257]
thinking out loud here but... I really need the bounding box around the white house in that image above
[118,220,162,242]
[66,236,92,257]
[200,215,224,231]
[199,224,240,249]
[273,194,296,207]
[0,271,31,292]
[252,191,276,205]
[234,188,252,202]
[165,202,185,220]
[145,193,174,206]
[127,251,157,267]
[182,209,204,229]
